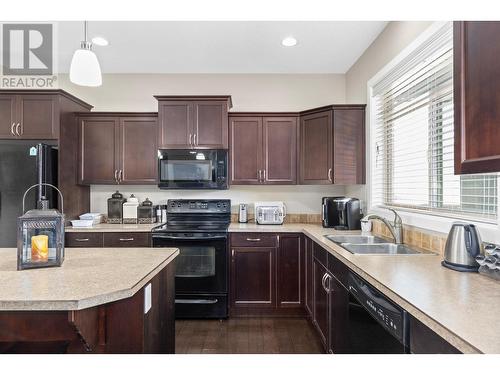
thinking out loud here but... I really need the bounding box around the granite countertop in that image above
[0,247,178,311]
[61,221,500,353]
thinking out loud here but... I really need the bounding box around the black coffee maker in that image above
[322,197,361,230]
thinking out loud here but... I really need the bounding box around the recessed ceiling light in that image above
[281,36,297,47]
[91,36,109,46]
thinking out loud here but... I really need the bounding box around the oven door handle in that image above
[152,234,228,240]
[175,298,219,305]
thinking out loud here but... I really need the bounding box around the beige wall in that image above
[58,73,347,214]
[58,73,345,112]
[344,21,433,203]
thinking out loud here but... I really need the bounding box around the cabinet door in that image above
[229,116,263,184]
[193,101,228,149]
[277,234,303,308]
[18,95,58,139]
[230,247,276,308]
[328,277,349,354]
[79,117,120,184]
[299,110,332,184]
[0,95,17,138]
[333,108,365,184]
[158,101,193,149]
[313,259,330,350]
[263,117,297,184]
[119,117,158,184]
[454,21,500,174]
[304,237,313,317]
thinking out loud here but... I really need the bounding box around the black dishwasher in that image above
[346,272,410,354]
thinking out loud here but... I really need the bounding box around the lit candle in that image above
[31,235,49,262]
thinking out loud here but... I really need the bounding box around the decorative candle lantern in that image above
[17,183,65,270]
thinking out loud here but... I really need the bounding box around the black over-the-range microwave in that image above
[157,149,228,189]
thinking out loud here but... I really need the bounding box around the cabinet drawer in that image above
[230,233,277,247]
[66,232,103,247]
[103,232,151,247]
[313,242,328,267]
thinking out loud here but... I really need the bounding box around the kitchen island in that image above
[0,247,178,354]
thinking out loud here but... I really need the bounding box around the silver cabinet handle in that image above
[246,238,261,242]
[119,170,123,182]
[325,274,332,293]
[18,123,22,136]
[258,169,262,182]
[10,122,16,136]
[321,273,328,291]
[189,133,192,147]
[75,238,89,242]
[263,169,266,182]
[119,238,134,241]
[193,133,197,146]
[114,170,118,183]
[328,168,333,183]
[15,123,21,136]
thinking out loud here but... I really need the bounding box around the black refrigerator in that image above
[0,141,58,247]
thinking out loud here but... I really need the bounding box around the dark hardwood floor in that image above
[175,318,324,354]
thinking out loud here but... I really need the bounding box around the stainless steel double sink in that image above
[324,234,424,255]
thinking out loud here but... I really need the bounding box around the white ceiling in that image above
[56,21,387,74]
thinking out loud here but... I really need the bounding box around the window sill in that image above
[369,205,500,244]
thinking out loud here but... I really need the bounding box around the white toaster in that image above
[254,201,286,225]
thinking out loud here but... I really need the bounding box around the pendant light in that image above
[69,21,102,87]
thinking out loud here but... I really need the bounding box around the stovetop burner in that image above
[152,199,231,234]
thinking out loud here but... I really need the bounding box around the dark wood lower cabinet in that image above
[312,259,330,350]
[410,316,461,354]
[231,246,276,309]
[65,232,151,248]
[0,263,175,354]
[230,233,305,317]
[328,276,349,354]
[304,236,313,317]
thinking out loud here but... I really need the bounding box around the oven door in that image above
[158,149,227,189]
[152,233,228,294]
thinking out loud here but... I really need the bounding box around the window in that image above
[371,22,498,222]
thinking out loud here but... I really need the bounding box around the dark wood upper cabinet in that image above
[454,21,500,174]
[0,94,18,138]
[18,94,59,139]
[79,117,119,184]
[333,108,365,184]
[155,96,231,149]
[229,113,298,185]
[300,110,332,184]
[263,117,297,184]
[78,113,158,185]
[277,234,303,309]
[193,101,228,148]
[119,117,158,184]
[299,105,366,185]
[0,91,76,140]
[229,116,262,184]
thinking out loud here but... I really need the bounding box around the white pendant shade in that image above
[69,48,102,87]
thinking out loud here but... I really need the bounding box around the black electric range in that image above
[152,199,231,319]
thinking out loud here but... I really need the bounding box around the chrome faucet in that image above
[362,208,403,244]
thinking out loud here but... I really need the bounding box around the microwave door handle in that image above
[322,203,327,223]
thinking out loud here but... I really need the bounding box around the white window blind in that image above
[371,22,498,222]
